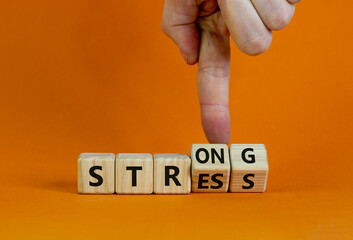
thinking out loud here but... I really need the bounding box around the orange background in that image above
[1,1,352,239]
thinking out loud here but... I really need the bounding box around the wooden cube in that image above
[78,153,115,194]
[154,153,191,194]
[116,153,153,194]
[229,144,269,192]
[190,144,230,192]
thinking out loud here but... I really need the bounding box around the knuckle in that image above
[218,0,236,11]
[241,33,272,56]
[267,6,294,30]
[198,66,229,79]
[217,0,228,6]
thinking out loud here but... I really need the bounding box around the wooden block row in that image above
[78,144,269,194]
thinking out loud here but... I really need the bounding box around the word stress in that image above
[78,144,269,194]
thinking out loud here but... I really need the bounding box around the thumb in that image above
[197,14,231,144]
[162,0,199,64]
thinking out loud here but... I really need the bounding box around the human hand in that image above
[162,0,300,144]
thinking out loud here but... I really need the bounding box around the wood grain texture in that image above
[77,153,115,194]
[153,153,191,194]
[229,144,269,192]
[190,144,230,192]
[116,153,153,194]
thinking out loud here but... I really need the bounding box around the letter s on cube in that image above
[78,153,115,194]
[190,144,231,193]
[229,144,269,192]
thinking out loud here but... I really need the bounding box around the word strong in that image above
[229,144,269,192]
[154,154,191,194]
[77,144,269,194]
[191,144,231,192]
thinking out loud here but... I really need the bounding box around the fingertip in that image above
[177,29,199,65]
[201,106,231,144]
[287,0,301,4]
[181,51,198,65]
[186,55,199,65]
[238,33,272,56]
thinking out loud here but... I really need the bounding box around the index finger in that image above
[197,13,231,144]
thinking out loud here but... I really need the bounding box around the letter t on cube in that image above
[116,153,153,194]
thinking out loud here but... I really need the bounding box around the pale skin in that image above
[162,0,301,144]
